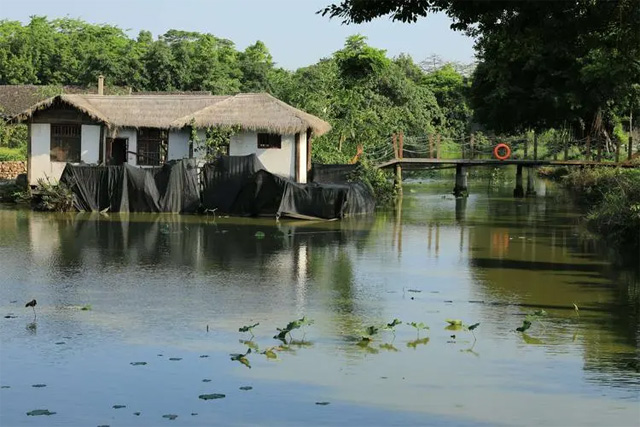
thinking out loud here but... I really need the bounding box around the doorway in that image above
[107,138,128,165]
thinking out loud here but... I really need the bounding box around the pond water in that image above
[0,178,638,426]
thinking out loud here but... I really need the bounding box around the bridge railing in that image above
[367,131,636,165]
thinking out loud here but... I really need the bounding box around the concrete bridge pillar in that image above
[514,164,524,198]
[526,167,537,197]
[453,164,468,198]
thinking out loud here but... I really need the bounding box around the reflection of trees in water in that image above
[466,193,640,386]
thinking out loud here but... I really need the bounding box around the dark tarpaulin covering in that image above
[201,155,375,219]
[59,159,199,213]
[308,163,360,184]
[277,181,375,220]
[201,154,266,212]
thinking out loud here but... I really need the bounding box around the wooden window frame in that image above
[257,133,281,149]
[136,128,167,166]
[50,124,82,163]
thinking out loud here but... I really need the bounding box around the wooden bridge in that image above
[373,132,637,198]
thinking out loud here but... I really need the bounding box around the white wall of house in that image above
[29,123,52,186]
[29,123,103,185]
[167,128,207,161]
[297,133,308,183]
[168,129,190,160]
[230,131,304,180]
[81,125,101,164]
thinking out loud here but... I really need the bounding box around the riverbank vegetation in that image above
[564,168,640,248]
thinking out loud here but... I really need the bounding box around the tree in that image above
[321,1,640,138]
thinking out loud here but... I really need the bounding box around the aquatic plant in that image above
[383,318,402,335]
[516,320,532,333]
[273,316,314,342]
[406,321,429,338]
[25,299,37,321]
[230,348,251,368]
[406,337,429,349]
[239,322,259,337]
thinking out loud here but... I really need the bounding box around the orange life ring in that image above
[493,143,511,160]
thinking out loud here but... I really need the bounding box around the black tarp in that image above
[59,159,199,213]
[201,155,266,212]
[59,155,375,219]
[308,163,360,184]
[201,156,375,219]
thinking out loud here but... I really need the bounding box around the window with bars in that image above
[257,133,281,149]
[50,124,81,162]
[137,128,167,166]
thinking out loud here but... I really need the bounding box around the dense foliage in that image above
[322,0,640,142]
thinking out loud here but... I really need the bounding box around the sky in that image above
[1,0,476,70]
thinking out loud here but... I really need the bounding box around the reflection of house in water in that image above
[22,212,375,301]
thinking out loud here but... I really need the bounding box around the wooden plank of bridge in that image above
[470,133,475,160]
[399,131,404,159]
[533,132,538,160]
[524,137,529,159]
[436,134,441,159]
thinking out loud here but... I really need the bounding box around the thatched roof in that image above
[0,85,212,119]
[171,93,331,136]
[12,92,331,136]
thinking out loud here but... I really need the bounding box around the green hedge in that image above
[0,147,26,161]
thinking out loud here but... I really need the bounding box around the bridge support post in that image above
[526,167,537,197]
[453,164,468,198]
[514,164,525,198]
[394,163,403,195]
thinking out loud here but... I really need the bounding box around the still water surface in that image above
[0,179,638,426]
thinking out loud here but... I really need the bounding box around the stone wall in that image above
[0,161,27,180]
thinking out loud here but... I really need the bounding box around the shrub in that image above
[15,178,75,211]
[0,147,26,161]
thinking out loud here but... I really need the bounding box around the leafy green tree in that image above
[321,1,640,139]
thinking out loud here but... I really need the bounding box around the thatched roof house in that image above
[13,91,330,186]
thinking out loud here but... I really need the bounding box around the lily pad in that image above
[445,319,463,326]
[162,414,178,420]
[27,409,56,416]
[199,355,209,358]
[254,231,265,239]
[239,386,253,391]
[169,358,182,361]
[134,412,141,416]
[31,384,47,388]
[199,393,226,400]
[407,289,422,293]
[55,342,65,345]
[112,405,126,409]
[1,385,10,389]
[130,362,147,366]
[315,402,330,406]
[202,379,212,383]
[4,315,16,319]
[191,413,198,416]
